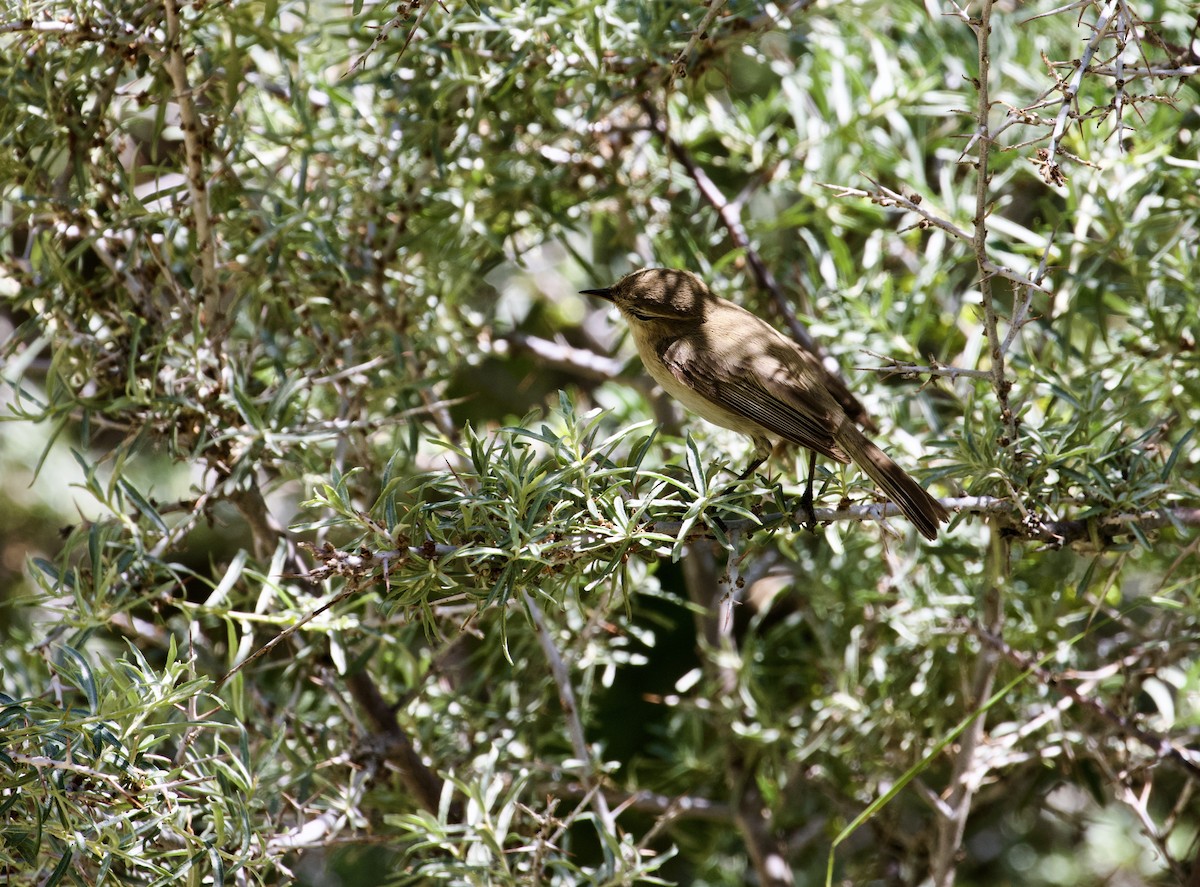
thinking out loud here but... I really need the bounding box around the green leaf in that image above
[56,645,98,714]
[117,479,170,535]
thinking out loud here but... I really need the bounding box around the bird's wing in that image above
[660,339,851,464]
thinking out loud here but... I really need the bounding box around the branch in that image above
[227,485,291,561]
[345,669,454,819]
[618,787,733,822]
[825,182,1051,295]
[1082,63,1200,78]
[268,811,344,852]
[298,502,1200,590]
[348,0,437,74]
[1093,753,1192,883]
[962,619,1200,780]
[1015,505,1200,547]
[932,523,1006,887]
[1040,0,1122,186]
[965,1,1022,453]
[521,590,616,836]
[214,580,360,690]
[661,499,1200,549]
[667,0,728,87]
[495,332,625,381]
[681,538,793,886]
[162,0,223,330]
[857,350,992,381]
[0,17,106,40]
[640,100,814,349]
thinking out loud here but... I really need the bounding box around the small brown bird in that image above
[581,268,948,540]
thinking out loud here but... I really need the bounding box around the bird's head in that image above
[580,268,713,325]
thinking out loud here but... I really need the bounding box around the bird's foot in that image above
[796,486,818,534]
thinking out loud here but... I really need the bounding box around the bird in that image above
[581,268,949,540]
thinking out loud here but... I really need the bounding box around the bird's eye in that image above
[628,310,654,322]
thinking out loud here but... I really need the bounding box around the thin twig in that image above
[521,589,617,837]
[214,583,359,690]
[857,350,992,381]
[1082,64,1200,77]
[999,228,1056,359]
[667,0,728,87]
[1040,0,1122,185]
[999,284,1036,358]
[932,522,1005,886]
[349,0,436,75]
[824,182,1050,294]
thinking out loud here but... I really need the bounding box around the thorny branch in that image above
[825,182,1050,295]
[1040,0,1123,187]
[299,502,1200,586]
[667,0,728,87]
[971,16,1022,452]
[943,2,1002,879]
[162,0,223,331]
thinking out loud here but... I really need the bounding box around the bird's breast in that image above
[632,329,763,436]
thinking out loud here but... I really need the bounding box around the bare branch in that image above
[1040,0,1123,186]
[857,351,992,381]
[496,332,625,381]
[825,181,1051,294]
[966,1,1020,453]
[521,590,616,835]
[667,0,729,87]
[932,523,1005,887]
[1083,63,1200,77]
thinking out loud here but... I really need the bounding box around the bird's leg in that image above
[711,442,770,530]
[738,437,774,482]
[798,450,818,532]
[722,439,772,494]
[736,452,767,481]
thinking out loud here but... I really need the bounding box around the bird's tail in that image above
[838,426,949,541]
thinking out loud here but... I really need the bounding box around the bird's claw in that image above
[796,487,818,534]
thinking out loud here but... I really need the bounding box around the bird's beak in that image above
[579,286,614,303]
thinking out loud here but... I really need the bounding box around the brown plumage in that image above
[581,268,948,540]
